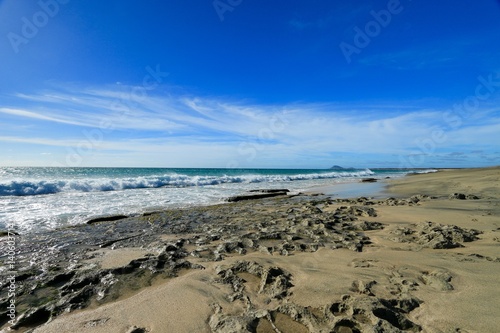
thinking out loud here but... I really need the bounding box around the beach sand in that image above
[5,167,499,333]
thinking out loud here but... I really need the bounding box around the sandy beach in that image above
[2,167,499,333]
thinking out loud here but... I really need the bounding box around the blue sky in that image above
[1,0,499,168]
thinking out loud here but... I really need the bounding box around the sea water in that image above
[0,167,435,233]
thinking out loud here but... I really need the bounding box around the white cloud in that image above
[1,85,499,167]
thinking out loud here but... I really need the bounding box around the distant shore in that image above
[1,166,499,332]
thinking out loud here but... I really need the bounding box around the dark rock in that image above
[0,230,19,237]
[46,272,76,287]
[248,189,290,194]
[381,298,421,313]
[227,191,289,202]
[361,178,378,183]
[355,221,384,231]
[391,221,481,249]
[332,319,361,333]
[11,307,52,329]
[372,307,420,331]
[126,326,148,333]
[449,193,466,200]
[86,215,128,224]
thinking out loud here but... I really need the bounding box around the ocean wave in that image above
[0,170,375,197]
[407,169,439,174]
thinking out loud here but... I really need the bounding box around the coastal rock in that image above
[86,215,129,224]
[10,307,52,330]
[215,261,293,301]
[210,265,423,333]
[227,189,290,202]
[376,195,432,206]
[248,189,290,194]
[0,195,416,331]
[126,326,149,333]
[390,221,482,249]
[449,193,480,200]
[420,270,454,291]
[449,193,466,200]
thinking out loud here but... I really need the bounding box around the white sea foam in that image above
[0,167,432,233]
[0,170,375,197]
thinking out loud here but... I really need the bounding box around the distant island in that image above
[330,165,356,170]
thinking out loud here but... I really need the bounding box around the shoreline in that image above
[1,167,499,332]
[0,167,432,234]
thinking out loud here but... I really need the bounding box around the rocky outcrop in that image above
[210,260,423,333]
[449,193,480,200]
[390,221,482,249]
[227,189,290,202]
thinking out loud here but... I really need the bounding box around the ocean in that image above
[0,167,436,233]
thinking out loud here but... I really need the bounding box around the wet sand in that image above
[2,167,499,332]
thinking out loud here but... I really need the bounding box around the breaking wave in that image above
[0,170,375,197]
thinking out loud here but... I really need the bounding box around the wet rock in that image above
[0,193,429,331]
[87,215,128,224]
[45,271,76,287]
[249,189,290,194]
[227,190,289,202]
[11,307,52,330]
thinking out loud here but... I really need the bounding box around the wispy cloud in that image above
[1,85,499,167]
[0,107,89,127]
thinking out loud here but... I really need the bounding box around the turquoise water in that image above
[0,167,435,232]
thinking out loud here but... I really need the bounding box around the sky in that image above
[0,0,499,169]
